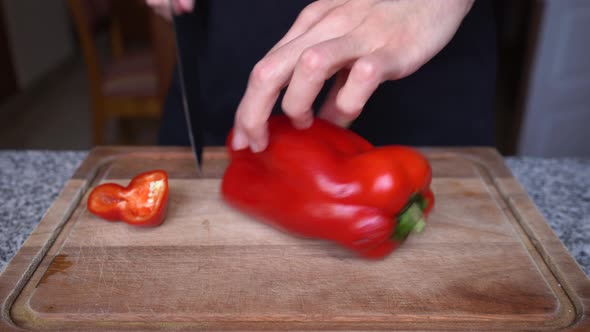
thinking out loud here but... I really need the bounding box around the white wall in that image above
[1,0,74,89]
[517,0,590,157]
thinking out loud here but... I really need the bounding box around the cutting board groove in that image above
[1,146,589,331]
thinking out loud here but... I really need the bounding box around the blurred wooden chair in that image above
[66,0,175,145]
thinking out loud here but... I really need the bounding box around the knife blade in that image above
[168,0,203,170]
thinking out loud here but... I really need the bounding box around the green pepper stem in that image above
[392,194,427,241]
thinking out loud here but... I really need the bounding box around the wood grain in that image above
[1,147,588,331]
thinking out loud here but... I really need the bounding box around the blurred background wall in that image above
[1,0,74,90]
[514,0,590,157]
[0,0,588,157]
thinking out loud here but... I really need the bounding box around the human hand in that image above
[145,0,194,21]
[232,0,474,152]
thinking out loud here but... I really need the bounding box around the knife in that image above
[168,0,203,170]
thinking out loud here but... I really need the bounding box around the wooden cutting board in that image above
[1,147,589,331]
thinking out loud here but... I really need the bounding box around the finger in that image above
[177,0,194,12]
[171,0,183,14]
[329,48,393,127]
[232,54,289,151]
[269,0,346,53]
[146,0,171,19]
[145,0,163,6]
[232,118,269,153]
[232,83,277,152]
[317,69,350,125]
[282,35,366,129]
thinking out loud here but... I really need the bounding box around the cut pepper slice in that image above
[87,170,169,227]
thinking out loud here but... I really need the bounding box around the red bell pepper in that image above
[222,115,434,259]
[87,170,169,227]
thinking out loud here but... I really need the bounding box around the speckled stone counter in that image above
[1,151,588,276]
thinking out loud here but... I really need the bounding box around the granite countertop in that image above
[0,151,588,276]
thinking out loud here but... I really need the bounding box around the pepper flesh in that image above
[222,115,434,259]
[87,170,169,227]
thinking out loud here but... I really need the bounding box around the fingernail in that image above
[319,111,347,128]
[293,112,314,129]
[335,117,353,128]
[250,142,262,153]
[250,134,269,153]
[232,131,248,150]
[251,139,267,153]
